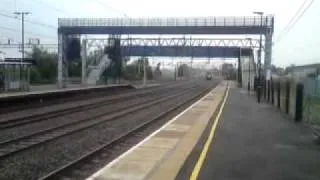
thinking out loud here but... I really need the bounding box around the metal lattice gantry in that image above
[119,46,252,58]
[85,37,259,57]
[86,38,263,48]
[57,16,274,88]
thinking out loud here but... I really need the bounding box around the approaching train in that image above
[205,72,212,80]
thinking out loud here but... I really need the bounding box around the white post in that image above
[81,39,87,85]
[143,57,146,87]
[57,34,63,88]
[265,30,273,80]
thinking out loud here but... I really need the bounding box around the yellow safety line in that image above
[189,86,230,180]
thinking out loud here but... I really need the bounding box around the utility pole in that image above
[14,11,30,90]
[254,11,264,103]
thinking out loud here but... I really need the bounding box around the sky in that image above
[0,0,319,67]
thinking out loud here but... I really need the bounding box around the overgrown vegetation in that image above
[27,47,86,84]
[122,57,153,81]
[27,46,58,84]
[26,47,156,84]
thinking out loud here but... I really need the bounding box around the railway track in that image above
[39,84,214,180]
[0,84,134,114]
[0,86,197,159]
[0,82,189,129]
[0,80,219,180]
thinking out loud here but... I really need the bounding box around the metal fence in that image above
[58,16,274,27]
[268,77,297,117]
[303,78,320,129]
[262,76,319,141]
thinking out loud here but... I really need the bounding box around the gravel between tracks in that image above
[0,82,191,142]
[0,86,186,142]
[0,86,134,114]
[0,82,181,123]
[0,80,218,180]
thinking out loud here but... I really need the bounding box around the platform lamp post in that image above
[245,38,253,91]
[253,11,264,103]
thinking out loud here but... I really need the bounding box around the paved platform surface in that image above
[87,82,227,180]
[185,86,320,180]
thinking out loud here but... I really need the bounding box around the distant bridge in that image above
[58,16,273,35]
[57,16,274,88]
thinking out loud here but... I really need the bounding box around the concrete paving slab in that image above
[87,82,227,180]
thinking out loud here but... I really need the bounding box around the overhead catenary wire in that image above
[30,0,71,16]
[276,0,309,37]
[92,0,130,17]
[3,0,70,16]
[0,25,56,40]
[276,0,315,43]
[0,12,57,30]
[1,0,131,44]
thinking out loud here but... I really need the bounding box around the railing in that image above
[58,16,273,27]
[303,78,320,129]
[261,76,320,142]
[86,53,104,76]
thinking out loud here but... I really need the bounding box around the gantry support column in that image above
[57,33,67,88]
[264,27,273,80]
[81,39,87,85]
[238,48,242,87]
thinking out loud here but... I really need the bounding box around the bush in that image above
[27,46,57,84]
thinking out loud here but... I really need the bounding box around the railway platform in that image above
[0,83,136,114]
[87,81,320,180]
[0,84,132,99]
[87,81,228,180]
[177,86,320,180]
[0,81,160,99]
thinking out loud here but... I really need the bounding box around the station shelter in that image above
[0,58,33,92]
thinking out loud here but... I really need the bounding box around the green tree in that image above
[271,64,285,76]
[222,63,237,80]
[284,64,295,75]
[101,56,131,83]
[68,59,81,77]
[122,57,153,81]
[27,46,57,84]
[177,64,189,77]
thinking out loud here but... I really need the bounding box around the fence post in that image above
[285,80,290,114]
[267,80,270,102]
[264,78,267,100]
[254,76,257,91]
[277,81,281,109]
[271,78,274,105]
[295,83,304,122]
